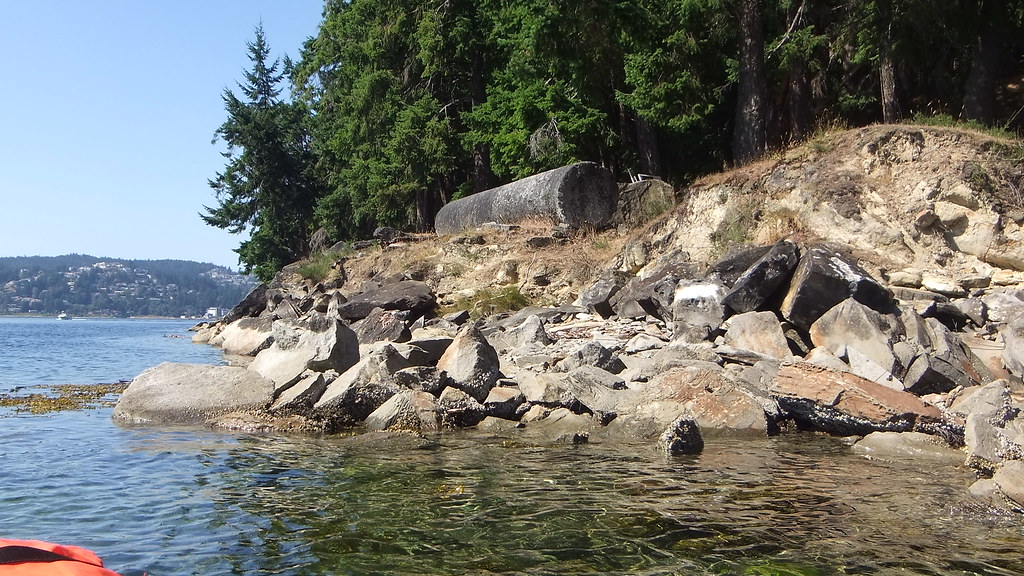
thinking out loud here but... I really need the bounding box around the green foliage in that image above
[709,195,758,256]
[297,247,351,283]
[203,25,323,282]
[908,113,1019,141]
[293,0,464,240]
[443,285,531,319]
[199,0,1024,280]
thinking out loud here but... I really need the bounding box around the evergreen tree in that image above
[294,0,461,238]
[203,24,321,281]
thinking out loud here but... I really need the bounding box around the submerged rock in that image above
[658,415,704,455]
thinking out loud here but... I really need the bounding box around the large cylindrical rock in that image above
[434,162,617,235]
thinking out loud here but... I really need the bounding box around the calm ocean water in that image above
[1,317,1023,576]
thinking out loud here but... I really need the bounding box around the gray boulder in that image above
[313,345,409,425]
[392,366,451,395]
[982,290,1024,323]
[627,365,772,434]
[211,316,274,356]
[1001,316,1024,378]
[271,371,330,414]
[963,414,1011,469]
[486,314,551,354]
[352,307,411,345]
[948,380,1016,425]
[555,341,626,374]
[113,363,274,425]
[483,386,526,420]
[517,372,566,405]
[437,386,487,427]
[249,313,360,391]
[434,162,618,235]
[405,332,455,365]
[950,380,1024,470]
[851,431,964,463]
[809,299,903,379]
[993,460,1024,508]
[437,323,502,402]
[671,280,727,344]
[567,365,626,391]
[364,391,440,433]
[723,311,792,360]
[780,246,893,330]
[522,408,597,445]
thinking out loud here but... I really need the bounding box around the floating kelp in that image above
[0,382,129,415]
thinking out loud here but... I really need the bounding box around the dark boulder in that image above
[658,415,704,455]
[610,262,700,320]
[709,244,773,287]
[722,240,799,314]
[337,280,436,322]
[577,270,633,318]
[220,284,268,324]
[780,245,893,330]
[352,307,411,344]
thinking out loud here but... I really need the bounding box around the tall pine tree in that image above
[203,24,321,281]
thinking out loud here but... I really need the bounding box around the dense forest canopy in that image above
[203,0,1024,281]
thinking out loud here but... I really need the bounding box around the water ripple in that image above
[1,408,1022,575]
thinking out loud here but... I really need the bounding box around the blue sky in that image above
[0,2,324,270]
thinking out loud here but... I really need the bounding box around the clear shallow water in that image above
[1,317,1022,576]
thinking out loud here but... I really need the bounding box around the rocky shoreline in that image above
[112,125,1024,512]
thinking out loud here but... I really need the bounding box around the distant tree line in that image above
[203,0,1024,281]
[0,256,256,317]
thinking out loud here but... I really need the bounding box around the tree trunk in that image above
[733,0,767,165]
[878,5,900,124]
[471,50,497,193]
[962,1,1004,124]
[635,114,662,177]
[416,188,432,233]
[787,57,813,141]
[784,2,812,141]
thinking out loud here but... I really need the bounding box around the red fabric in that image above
[0,539,122,576]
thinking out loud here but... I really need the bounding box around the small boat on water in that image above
[57,312,72,320]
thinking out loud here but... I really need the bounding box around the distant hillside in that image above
[0,255,258,317]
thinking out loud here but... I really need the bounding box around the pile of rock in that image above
[113,237,1024,508]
